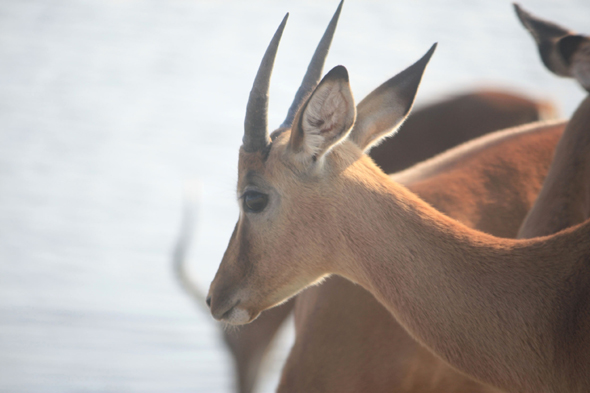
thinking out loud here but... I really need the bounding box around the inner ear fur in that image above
[289,65,356,160]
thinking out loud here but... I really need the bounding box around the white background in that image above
[0,0,588,392]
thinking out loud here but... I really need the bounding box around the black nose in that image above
[206,296,211,307]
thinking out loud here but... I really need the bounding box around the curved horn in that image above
[243,14,289,153]
[280,0,344,129]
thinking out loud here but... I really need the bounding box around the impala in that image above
[176,3,556,392]
[207,9,590,393]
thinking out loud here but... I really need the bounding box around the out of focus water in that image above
[0,1,588,392]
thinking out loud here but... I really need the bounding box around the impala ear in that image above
[514,4,590,92]
[514,3,575,77]
[349,44,436,152]
[289,65,356,161]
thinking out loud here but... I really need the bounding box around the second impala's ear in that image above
[514,4,585,73]
[289,65,356,162]
[513,3,573,77]
[514,3,590,92]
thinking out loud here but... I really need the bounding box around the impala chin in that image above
[222,306,253,325]
[210,298,254,325]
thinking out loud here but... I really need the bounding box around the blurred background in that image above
[0,0,588,392]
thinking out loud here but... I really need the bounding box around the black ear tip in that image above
[326,65,349,82]
[427,42,438,57]
[513,3,526,16]
[416,43,437,68]
[513,3,529,26]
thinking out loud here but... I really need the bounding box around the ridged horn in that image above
[280,0,344,129]
[243,14,289,153]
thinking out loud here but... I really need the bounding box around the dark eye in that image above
[243,191,269,213]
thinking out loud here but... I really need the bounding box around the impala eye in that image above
[243,191,268,213]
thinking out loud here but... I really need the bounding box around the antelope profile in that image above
[178,103,558,393]
[185,90,557,393]
[207,9,590,393]
[176,3,556,392]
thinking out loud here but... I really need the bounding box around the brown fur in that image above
[209,66,590,393]
[278,121,565,393]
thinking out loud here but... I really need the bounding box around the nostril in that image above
[206,296,211,307]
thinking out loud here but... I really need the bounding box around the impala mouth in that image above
[211,299,240,320]
[211,299,253,325]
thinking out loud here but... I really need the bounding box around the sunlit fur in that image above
[278,120,565,393]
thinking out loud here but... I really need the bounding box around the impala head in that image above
[207,8,435,325]
[514,3,590,92]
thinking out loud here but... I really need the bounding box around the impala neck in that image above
[519,95,590,238]
[331,154,590,393]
